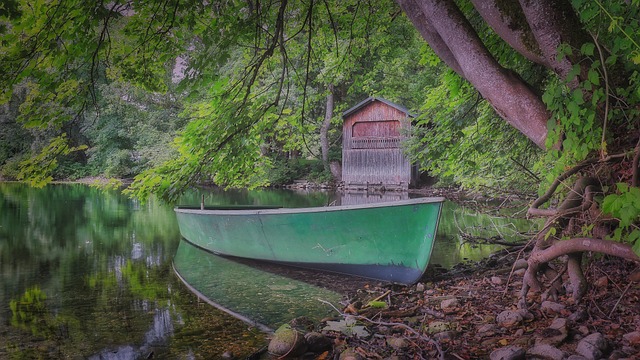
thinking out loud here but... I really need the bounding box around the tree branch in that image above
[529,237,640,265]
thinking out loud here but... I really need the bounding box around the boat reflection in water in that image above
[173,240,347,331]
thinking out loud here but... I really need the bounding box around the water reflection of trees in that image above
[432,202,538,268]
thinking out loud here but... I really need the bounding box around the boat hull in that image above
[174,197,444,284]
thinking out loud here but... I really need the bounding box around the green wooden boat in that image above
[174,197,445,284]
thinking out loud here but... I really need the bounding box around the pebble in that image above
[527,344,566,360]
[594,276,608,287]
[268,324,307,358]
[304,332,332,353]
[489,345,526,360]
[432,330,456,341]
[477,323,497,334]
[427,321,450,334]
[386,336,410,350]
[541,301,566,314]
[440,297,459,309]
[536,318,569,346]
[623,331,640,345]
[575,332,608,360]
[568,309,588,322]
[415,282,425,292]
[491,276,503,285]
[339,348,363,360]
[497,310,530,328]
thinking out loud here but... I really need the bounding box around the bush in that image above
[267,158,331,185]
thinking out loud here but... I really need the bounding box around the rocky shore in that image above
[263,252,640,359]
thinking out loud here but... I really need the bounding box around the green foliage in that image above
[601,183,640,255]
[405,70,542,192]
[16,134,87,187]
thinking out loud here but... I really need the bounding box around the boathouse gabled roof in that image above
[342,96,415,119]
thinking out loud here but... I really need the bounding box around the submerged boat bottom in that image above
[183,239,423,284]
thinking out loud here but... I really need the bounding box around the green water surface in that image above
[0,183,536,359]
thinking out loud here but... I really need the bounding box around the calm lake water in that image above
[0,183,535,359]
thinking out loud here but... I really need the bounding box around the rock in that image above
[289,316,315,332]
[415,282,425,292]
[491,276,503,285]
[477,323,497,335]
[433,330,456,341]
[514,258,528,270]
[304,332,332,353]
[489,345,526,360]
[594,275,608,287]
[221,351,234,359]
[386,336,410,349]
[536,318,569,346]
[541,301,566,314]
[527,344,566,360]
[427,321,450,334]
[568,309,588,322]
[566,356,588,360]
[268,324,307,358]
[630,270,640,282]
[513,268,526,276]
[575,332,608,360]
[497,310,524,328]
[577,326,590,335]
[622,331,640,345]
[339,348,363,360]
[440,297,459,309]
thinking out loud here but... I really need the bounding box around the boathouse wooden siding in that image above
[341,97,413,189]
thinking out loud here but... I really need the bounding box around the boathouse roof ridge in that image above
[342,96,415,119]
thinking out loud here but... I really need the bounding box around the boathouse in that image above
[341,97,414,190]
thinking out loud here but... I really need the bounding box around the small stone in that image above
[415,282,425,292]
[427,321,450,334]
[630,270,640,282]
[386,336,410,349]
[339,348,363,360]
[440,297,459,309]
[622,331,640,345]
[576,332,608,360]
[513,258,528,270]
[513,268,526,276]
[536,318,569,346]
[477,323,497,334]
[497,310,524,328]
[527,344,566,360]
[304,332,332,353]
[577,326,589,335]
[221,351,234,359]
[432,330,456,341]
[489,345,525,360]
[268,324,307,358]
[566,356,588,360]
[568,309,588,322]
[594,276,608,287]
[491,276,503,285]
[541,301,565,314]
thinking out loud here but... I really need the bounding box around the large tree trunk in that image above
[320,83,334,173]
[396,0,549,148]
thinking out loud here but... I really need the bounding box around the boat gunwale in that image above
[174,196,445,216]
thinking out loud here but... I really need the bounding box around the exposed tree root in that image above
[520,159,640,308]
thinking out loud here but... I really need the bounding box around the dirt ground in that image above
[306,252,640,359]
